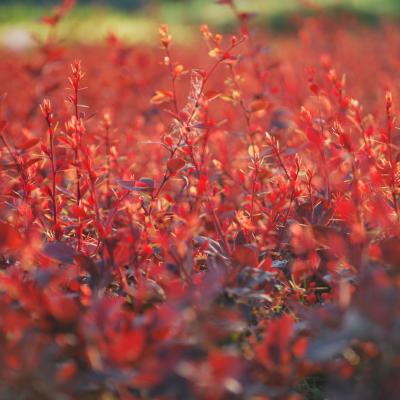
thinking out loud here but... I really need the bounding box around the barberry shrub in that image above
[1,1,400,399]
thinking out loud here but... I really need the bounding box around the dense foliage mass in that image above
[1,1,400,399]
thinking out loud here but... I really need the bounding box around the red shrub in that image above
[1,1,400,399]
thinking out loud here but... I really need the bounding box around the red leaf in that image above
[378,237,400,267]
[311,225,348,259]
[309,83,319,94]
[0,222,22,250]
[47,294,79,323]
[167,157,185,174]
[233,245,258,267]
[19,138,40,150]
[56,361,77,382]
[257,315,294,368]
[109,330,146,364]
[23,157,42,169]
[204,90,221,102]
[0,120,7,132]
[42,15,60,26]
[71,205,87,219]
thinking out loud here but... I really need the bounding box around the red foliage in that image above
[1,0,400,398]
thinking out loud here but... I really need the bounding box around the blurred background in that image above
[0,0,399,47]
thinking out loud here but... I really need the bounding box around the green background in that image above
[0,0,399,45]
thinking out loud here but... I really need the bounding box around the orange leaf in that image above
[150,89,173,105]
[249,99,268,113]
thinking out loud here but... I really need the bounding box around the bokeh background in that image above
[0,0,399,48]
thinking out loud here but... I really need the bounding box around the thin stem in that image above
[105,124,111,209]
[386,106,398,219]
[165,46,179,115]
